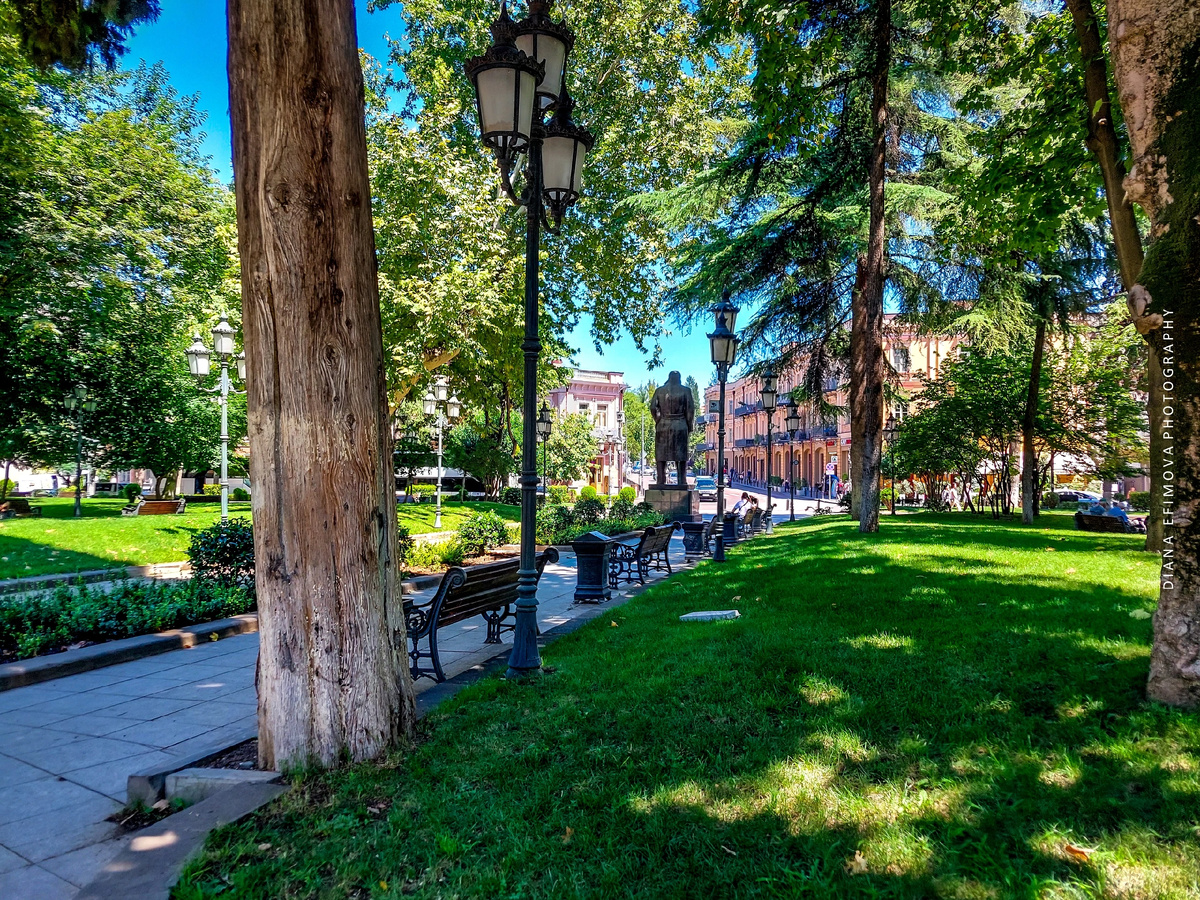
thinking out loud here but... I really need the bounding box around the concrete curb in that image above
[0,614,259,692]
[128,724,260,805]
[75,782,287,900]
[0,561,192,596]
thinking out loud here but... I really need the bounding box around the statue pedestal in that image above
[645,488,700,523]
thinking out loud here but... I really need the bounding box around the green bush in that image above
[0,580,253,662]
[579,484,598,501]
[0,479,16,496]
[618,486,635,503]
[574,496,605,525]
[200,483,222,496]
[1041,491,1061,509]
[548,485,573,505]
[635,501,656,517]
[609,497,636,521]
[499,486,522,506]
[396,524,413,564]
[188,519,255,597]
[535,502,662,545]
[536,504,576,545]
[406,539,465,571]
[231,487,250,502]
[457,511,510,557]
[123,483,143,503]
[1129,490,1151,511]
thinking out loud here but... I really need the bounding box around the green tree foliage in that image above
[8,0,159,70]
[622,382,655,467]
[540,411,599,483]
[446,410,519,497]
[0,43,240,483]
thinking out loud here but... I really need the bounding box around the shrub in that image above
[1129,490,1151,511]
[188,518,255,597]
[548,485,573,505]
[0,579,253,662]
[579,484,598,501]
[618,486,635,503]
[406,538,466,571]
[396,524,413,564]
[457,511,510,557]
[1042,491,1061,509]
[635,501,656,517]
[536,504,576,545]
[608,497,636,521]
[0,479,15,496]
[232,487,250,502]
[200,483,222,496]
[573,496,604,525]
[499,486,522,506]
[123,483,143,503]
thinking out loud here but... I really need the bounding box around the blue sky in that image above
[123,1,711,390]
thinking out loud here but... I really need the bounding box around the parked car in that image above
[1056,490,1100,503]
[695,476,718,501]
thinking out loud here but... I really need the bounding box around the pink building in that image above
[546,368,626,495]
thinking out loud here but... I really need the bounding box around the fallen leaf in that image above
[845,850,868,874]
[1129,609,1152,620]
[209,633,220,642]
[379,881,388,890]
[1063,842,1095,862]
[732,595,741,601]
[1065,568,1077,575]
[610,621,619,627]
[257,842,272,851]
[1045,547,1056,552]
[151,799,170,812]
[562,827,574,844]
[721,845,737,856]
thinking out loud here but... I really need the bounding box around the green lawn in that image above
[0,498,519,581]
[175,513,1199,900]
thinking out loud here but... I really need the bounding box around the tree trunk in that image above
[855,0,891,534]
[227,0,418,767]
[1064,0,1161,549]
[848,258,868,521]
[1,459,9,499]
[1022,318,1047,524]
[1107,0,1200,708]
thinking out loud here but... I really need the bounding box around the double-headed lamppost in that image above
[785,398,801,522]
[62,385,97,518]
[422,376,462,530]
[883,413,898,516]
[760,369,778,534]
[186,316,246,524]
[536,401,552,500]
[467,0,594,677]
[708,290,740,559]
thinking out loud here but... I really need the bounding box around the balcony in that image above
[734,401,761,417]
[822,425,839,437]
[734,436,763,448]
[696,442,716,452]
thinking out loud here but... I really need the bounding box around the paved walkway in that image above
[0,535,691,898]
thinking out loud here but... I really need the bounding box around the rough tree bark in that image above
[1107,0,1200,708]
[848,259,868,521]
[227,0,418,766]
[1064,0,1160,550]
[1021,318,1047,525]
[852,0,891,534]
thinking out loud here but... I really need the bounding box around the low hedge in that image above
[535,500,664,545]
[0,579,253,663]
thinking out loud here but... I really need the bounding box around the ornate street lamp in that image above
[467,0,593,678]
[186,314,246,523]
[708,290,740,560]
[784,397,801,522]
[760,368,778,534]
[63,384,97,518]
[883,413,898,516]
[536,401,552,501]
[423,376,460,530]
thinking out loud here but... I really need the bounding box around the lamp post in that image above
[884,413,897,516]
[422,376,461,530]
[708,291,740,559]
[785,398,801,522]
[62,384,97,518]
[760,369,778,534]
[186,315,246,524]
[536,401,552,501]
[467,0,593,677]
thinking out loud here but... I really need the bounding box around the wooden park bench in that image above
[751,504,775,535]
[121,498,187,516]
[608,522,678,587]
[1075,511,1139,534]
[0,497,41,519]
[403,547,559,682]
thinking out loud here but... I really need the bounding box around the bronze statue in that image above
[651,371,695,488]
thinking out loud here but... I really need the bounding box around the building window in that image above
[596,403,607,426]
[891,347,910,373]
[578,402,590,416]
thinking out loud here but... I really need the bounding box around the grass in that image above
[0,498,519,581]
[174,513,1199,900]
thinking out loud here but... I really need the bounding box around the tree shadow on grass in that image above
[175,516,1199,900]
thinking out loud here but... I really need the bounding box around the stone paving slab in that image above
[0,533,695,897]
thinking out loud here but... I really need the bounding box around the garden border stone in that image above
[0,613,259,691]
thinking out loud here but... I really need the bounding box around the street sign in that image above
[829,454,837,463]
[825,462,836,475]
[708,399,720,413]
